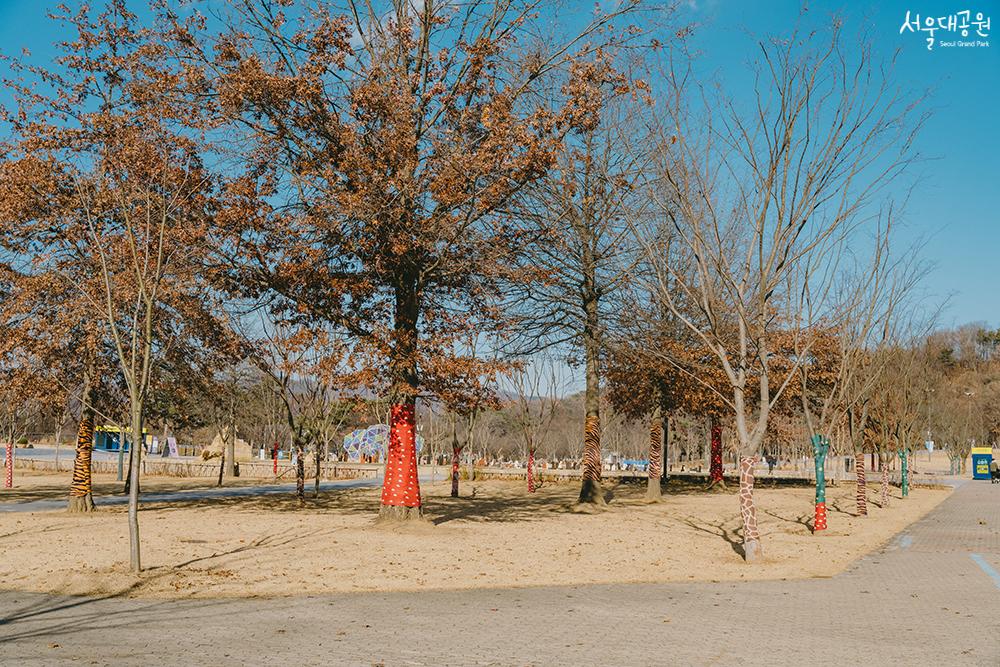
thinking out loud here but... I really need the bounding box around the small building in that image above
[93,425,150,452]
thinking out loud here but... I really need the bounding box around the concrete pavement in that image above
[1,479,998,665]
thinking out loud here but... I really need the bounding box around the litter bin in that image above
[971,447,993,480]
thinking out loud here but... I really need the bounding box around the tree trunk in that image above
[225,416,236,478]
[295,439,305,503]
[646,406,662,500]
[314,446,321,498]
[880,453,890,508]
[707,417,724,489]
[661,413,671,483]
[527,447,536,493]
[450,416,461,498]
[379,400,422,519]
[378,279,422,520]
[127,410,143,572]
[812,434,829,532]
[450,443,461,498]
[855,451,867,516]
[4,438,13,489]
[738,456,762,562]
[577,288,604,505]
[68,370,96,513]
[217,452,225,487]
[899,448,909,498]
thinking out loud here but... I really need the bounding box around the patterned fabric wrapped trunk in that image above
[880,459,890,508]
[578,414,604,504]
[738,456,762,561]
[812,434,829,532]
[379,402,422,519]
[647,417,662,499]
[899,449,909,498]
[855,452,868,516]
[527,449,536,493]
[708,420,724,486]
[4,441,12,489]
[68,413,96,512]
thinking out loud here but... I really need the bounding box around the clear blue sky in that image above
[0,0,996,330]
[674,0,1000,330]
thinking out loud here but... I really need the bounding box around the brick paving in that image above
[2,480,999,666]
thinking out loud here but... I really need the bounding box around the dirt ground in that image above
[0,471,949,599]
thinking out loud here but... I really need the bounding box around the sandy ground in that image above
[0,470,950,599]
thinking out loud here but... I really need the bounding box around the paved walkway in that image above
[2,480,999,666]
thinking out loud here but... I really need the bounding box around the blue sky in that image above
[0,0,996,331]
[674,0,1000,330]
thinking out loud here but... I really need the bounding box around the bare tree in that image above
[631,24,925,560]
[509,354,566,492]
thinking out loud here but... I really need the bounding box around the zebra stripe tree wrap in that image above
[855,451,867,516]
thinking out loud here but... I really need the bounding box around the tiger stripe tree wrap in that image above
[648,419,663,481]
[379,403,421,516]
[812,434,830,532]
[68,412,96,511]
[855,451,867,516]
[582,414,602,484]
[527,448,536,493]
[709,420,724,485]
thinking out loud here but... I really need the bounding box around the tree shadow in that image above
[680,516,745,558]
[0,583,227,645]
[760,507,813,534]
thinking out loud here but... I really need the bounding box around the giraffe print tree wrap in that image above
[855,451,867,516]
[738,456,762,561]
[812,434,829,532]
[582,415,602,485]
[379,403,421,511]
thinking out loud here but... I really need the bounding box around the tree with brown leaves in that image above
[156,0,646,519]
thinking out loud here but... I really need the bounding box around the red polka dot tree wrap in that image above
[380,403,422,508]
[814,502,827,531]
[709,422,723,483]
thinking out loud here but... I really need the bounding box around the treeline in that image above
[0,1,961,569]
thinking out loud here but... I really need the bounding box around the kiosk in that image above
[971,446,993,480]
